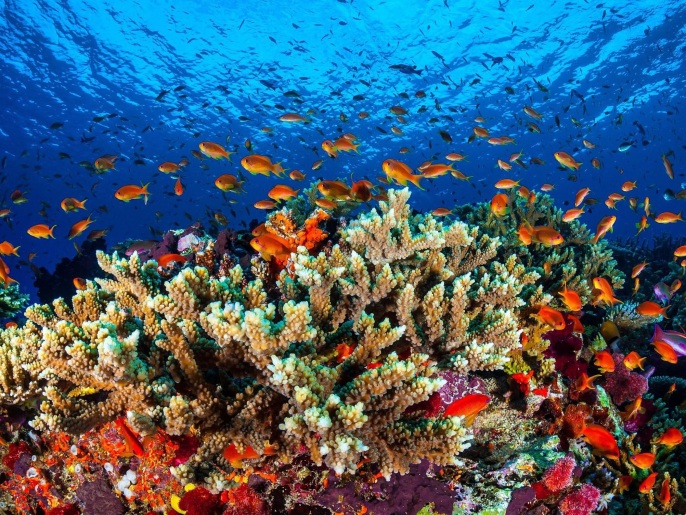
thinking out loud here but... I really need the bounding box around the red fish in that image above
[581,424,619,460]
[443,393,490,426]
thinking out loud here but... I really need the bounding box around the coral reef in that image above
[0,282,29,320]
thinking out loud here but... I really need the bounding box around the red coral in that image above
[542,454,576,494]
[179,486,223,515]
[46,504,80,515]
[223,484,268,515]
[542,319,587,380]
[601,353,648,405]
[558,483,601,515]
[166,434,199,466]
[2,440,31,471]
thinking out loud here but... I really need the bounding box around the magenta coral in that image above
[601,353,648,405]
[558,483,601,515]
[541,454,576,494]
[542,318,587,380]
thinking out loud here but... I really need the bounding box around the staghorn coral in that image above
[0,283,29,319]
[454,191,625,306]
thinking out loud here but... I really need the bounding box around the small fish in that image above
[575,372,601,391]
[268,184,299,202]
[630,452,655,470]
[652,427,683,447]
[554,151,581,170]
[623,351,646,370]
[67,215,95,240]
[158,254,188,268]
[594,350,615,373]
[214,174,244,193]
[638,472,658,494]
[382,159,424,189]
[443,393,490,426]
[536,306,566,330]
[592,216,616,244]
[199,141,234,161]
[253,200,277,210]
[636,301,669,318]
[115,184,150,204]
[581,423,620,460]
[27,224,56,239]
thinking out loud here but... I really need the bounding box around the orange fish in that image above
[537,306,566,330]
[532,226,564,246]
[311,159,324,170]
[241,155,284,176]
[250,234,293,261]
[350,180,373,202]
[494,178,519,189]
[562,208,585,222]
[621,181,637,192]
[268,184,299,202]
[67,214,95,240]
[523,106,543,120]
[540,183,555,192]
[60,197,87,212]
[636,301,669,318]
[581,423,620,460]
[254,200,277,210]
[382,159,424,189]
[635,215,649,235]
[114,417,144,457]
[631,262,647,278]
[0,258,18,286]
[621,396,645,421]
[652,427,683,447]
[558,285,582,311]
[592,215,616,244]
[510,370,534,395]
[73,277,87,290]
[655,211,683,223]
[574,187,591,207]
[158,162,181,173]
[431,208,452,217]
[658,478,671,507]
[222,443,277,468]
[27,224,56,239]
[174,178,184,196]
[594,350,615,373]
[497,159,512,171]
[115,184,150,204]
[491,193,510,217]
[279,113,307,123]
[473,127,489,138]
[318,180,351,200]
[446,153,467,162]
[94,155,117,171]
[638,472,658,494]
[582,139,596,149]
[333,137,360,153]
[336,343,356,363]
[517,224,533,245]
[617,475,632,493]
[289,170,306,181]
[321,140,338,158]
[554,151,581,170]
[652,340,678,364]
[421,163,456,178]
[158,254,188,268]
[489,137,515,145]
[575,372,601,391]
[0,241,20,257]
[675,245,686,258]
[214,174,244,193]
[443,393,490,426]
[315,198,337,210]
[199,141,234,161]
[662,154,674,179]
[629,452,655,470]
[623,351,646,371]
[591,158,602,169]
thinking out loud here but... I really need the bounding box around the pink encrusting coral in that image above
[601,353,648,405]
[541,454,577,494]
[558,483,601,515]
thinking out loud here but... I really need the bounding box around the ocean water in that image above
[1,0,685,302]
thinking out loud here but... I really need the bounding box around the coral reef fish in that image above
[0,241,20,256]
[580,424,620,460]
[494,179,519,189]
[510,370,533,395]
[618,475,632,493]
[115,184,150,204]
[158,254,188,268]
[558,285,582,311]
[94,155,118,172]
[652,282,672,304]
[635,301,669,318]
[222,443,277,468]
[443,393,490,426]
[523,106,543,120]
[382,159,424,189]
[629,452,655,470]
[199,141,234,161]
[631,262,647,278]
[350,180,373,202]
[574,187,591,207]
[635,216,649,235]
[389,64,422,75]
[11,190,28,204]
[60,197,87,212]
[73,277,87,290]
[250,233,292,261]
[554,151,581,170]
[594,350,615,373]
[27,224,56,239]
[321,140,338,158]
[174,178,184,196]
[562,208,584,222]
[592,215,616,244]
[662,153,674,179]
[652,427,683,447]
[241,154,285,177]
[268,184,299,201]
[279,113,307,123]
[638,472,658,494]
[574,372,601,391]
[652,340,678,364]
[114,417,144,457]
[651,326,686,356]
[621,396,645,421]
[318,180,351,200]
[536,306,566,330]
[654,211,683,223]
[333,137,360,153]
[623,351,646,370]
[0,258,17,286]
[67,214,95,240]
[531,227,564,246]
[214,174,244,193]
[658,478,671,506]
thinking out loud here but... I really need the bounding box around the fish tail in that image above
[409,175,424,190]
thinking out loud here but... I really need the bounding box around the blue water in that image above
[1,0,686,303]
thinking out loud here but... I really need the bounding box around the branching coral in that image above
[0,283,29,319]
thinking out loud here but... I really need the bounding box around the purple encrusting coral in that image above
[542,318,587,380]
[601,353,648,405]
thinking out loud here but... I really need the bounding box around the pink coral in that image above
[601,353,648,405]
[558,484,601,515]
[541,454,576,494]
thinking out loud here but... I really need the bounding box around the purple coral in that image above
[542,317,587,380]
[602,353,648,405]
[558,483,601,515]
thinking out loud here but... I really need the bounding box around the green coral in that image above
[0,283,29,319]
